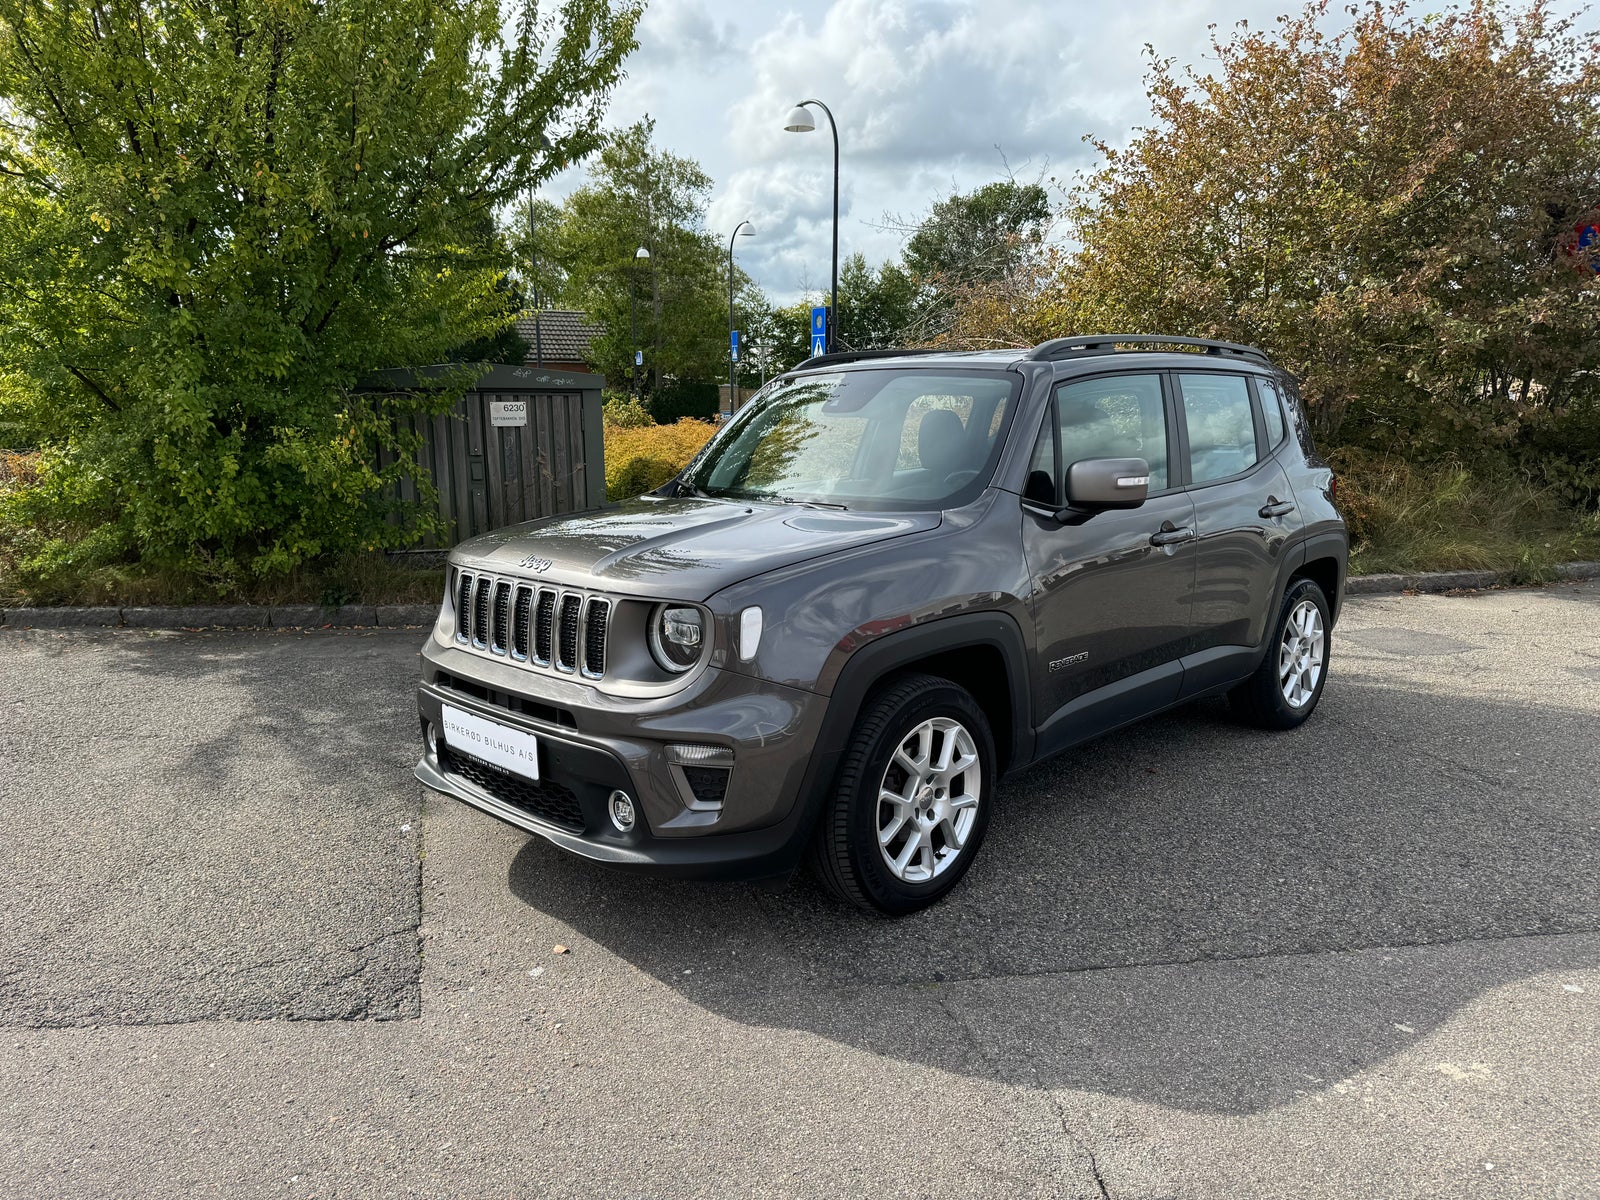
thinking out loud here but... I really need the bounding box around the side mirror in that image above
[1064,457,1150,511]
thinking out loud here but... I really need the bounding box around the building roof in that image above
[515,309,601,364]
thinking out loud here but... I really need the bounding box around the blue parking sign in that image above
[810,306,827,357]
[730,329,740,362]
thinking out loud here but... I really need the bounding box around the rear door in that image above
[1173,370,1302,695]
[1022,371,1198,755]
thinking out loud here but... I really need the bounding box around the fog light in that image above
[607,789,636,833]
[425,722,439,757]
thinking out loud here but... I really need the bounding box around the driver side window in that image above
[1058,374,1169,491]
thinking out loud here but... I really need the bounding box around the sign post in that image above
[810,306,828,359]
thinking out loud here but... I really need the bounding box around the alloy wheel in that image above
[876,717,982,884]
[1279,598,1326,708]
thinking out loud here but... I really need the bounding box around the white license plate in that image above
[440,704,539,781]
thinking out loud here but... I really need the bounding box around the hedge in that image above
[604,418,716,501]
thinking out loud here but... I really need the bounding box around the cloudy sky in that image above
[536,0,1301,301]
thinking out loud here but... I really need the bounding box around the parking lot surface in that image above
[3,581,1598,1198]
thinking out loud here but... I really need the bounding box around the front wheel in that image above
[1230,577,1331,730]
[812,673,995,915]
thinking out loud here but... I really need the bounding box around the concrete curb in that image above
[3,565,1597,630]
[0,603,437,631]
[1344,560,1600,596]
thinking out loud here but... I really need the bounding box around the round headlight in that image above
[648,604,706,674]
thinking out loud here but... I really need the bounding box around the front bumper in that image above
[414,639,833,882]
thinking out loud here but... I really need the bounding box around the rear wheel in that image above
[1230,577,1331,729]
[812,673,995,915]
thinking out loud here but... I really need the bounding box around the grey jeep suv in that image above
[414,336,1347,914]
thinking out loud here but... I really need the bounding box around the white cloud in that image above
[541,0,1309,302]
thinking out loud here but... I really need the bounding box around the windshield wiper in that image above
[770,495,848,511]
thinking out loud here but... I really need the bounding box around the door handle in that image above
[1149,526,1196,547]
[1259,498,1297,518]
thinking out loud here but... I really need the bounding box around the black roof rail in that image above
[791,347,961,371]
[1025,335,1271,365]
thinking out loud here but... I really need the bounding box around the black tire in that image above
[1229,577,1331,730]
[811,673,996,915]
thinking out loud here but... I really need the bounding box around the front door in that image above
[1022,371,1198,755]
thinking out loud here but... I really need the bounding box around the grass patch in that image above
[1334,450,1600,580]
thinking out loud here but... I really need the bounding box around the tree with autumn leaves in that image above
[945,2,1600,499]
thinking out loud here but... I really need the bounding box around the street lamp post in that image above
[727,220,753,412]
[630,245,649,400]
[784,98,839,353]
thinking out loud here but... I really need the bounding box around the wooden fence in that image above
[371,364,606,547]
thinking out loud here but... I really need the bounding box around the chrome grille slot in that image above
[455,572,473,643]
[582,600,610,677]
[491,581,512,654]
[450,575,611,682]
[556,594,582,672]
[511,586,533,660]
[472,577,492,649]
[533,589,556,665]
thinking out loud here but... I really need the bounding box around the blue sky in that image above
[533,0,1341,301]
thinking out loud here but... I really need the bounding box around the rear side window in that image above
[1259,379,1287,447]
[1179,373,1258,484]
[1056,374,1169,491]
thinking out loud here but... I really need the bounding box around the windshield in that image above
[685,368,1020,511]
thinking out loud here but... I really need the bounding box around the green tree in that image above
[1047,0,1600,454]
[838,253,917,351]
[762,256,920,375]
[543,120,741,402]
[903,179,1050,291]
[0,0,639,586]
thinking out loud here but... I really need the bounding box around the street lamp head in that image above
[736,224,754,237]
[784,104,816,133]
[635,246,650,259]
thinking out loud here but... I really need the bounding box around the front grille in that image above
[511,587,533,659]
[455,572,473,642]
[438,743,584,830]
[433,671,577,728]
[491,581,512,654]
[557,594,582,672]
[533,589,556,665]
[472,577,492,649]
[452,571,611,680]
[583,600,610,677]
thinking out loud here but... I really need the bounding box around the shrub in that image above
[604,418,715,501]
[1331,448,1600,579]
[601,392,654,429]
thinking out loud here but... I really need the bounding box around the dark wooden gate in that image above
[372,364,606,547]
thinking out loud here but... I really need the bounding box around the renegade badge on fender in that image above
[415,336,1347,914]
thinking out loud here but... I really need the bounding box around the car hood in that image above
[452,495,941,601]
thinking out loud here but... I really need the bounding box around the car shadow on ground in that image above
[507,675,1600,1116]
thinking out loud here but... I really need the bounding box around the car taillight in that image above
[1328,474,1338,503]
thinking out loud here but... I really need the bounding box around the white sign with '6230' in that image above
[490,400,527,427]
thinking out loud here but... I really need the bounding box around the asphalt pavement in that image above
[3,582,1598,1198]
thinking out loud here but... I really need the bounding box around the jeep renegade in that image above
[414,336,1348,914]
